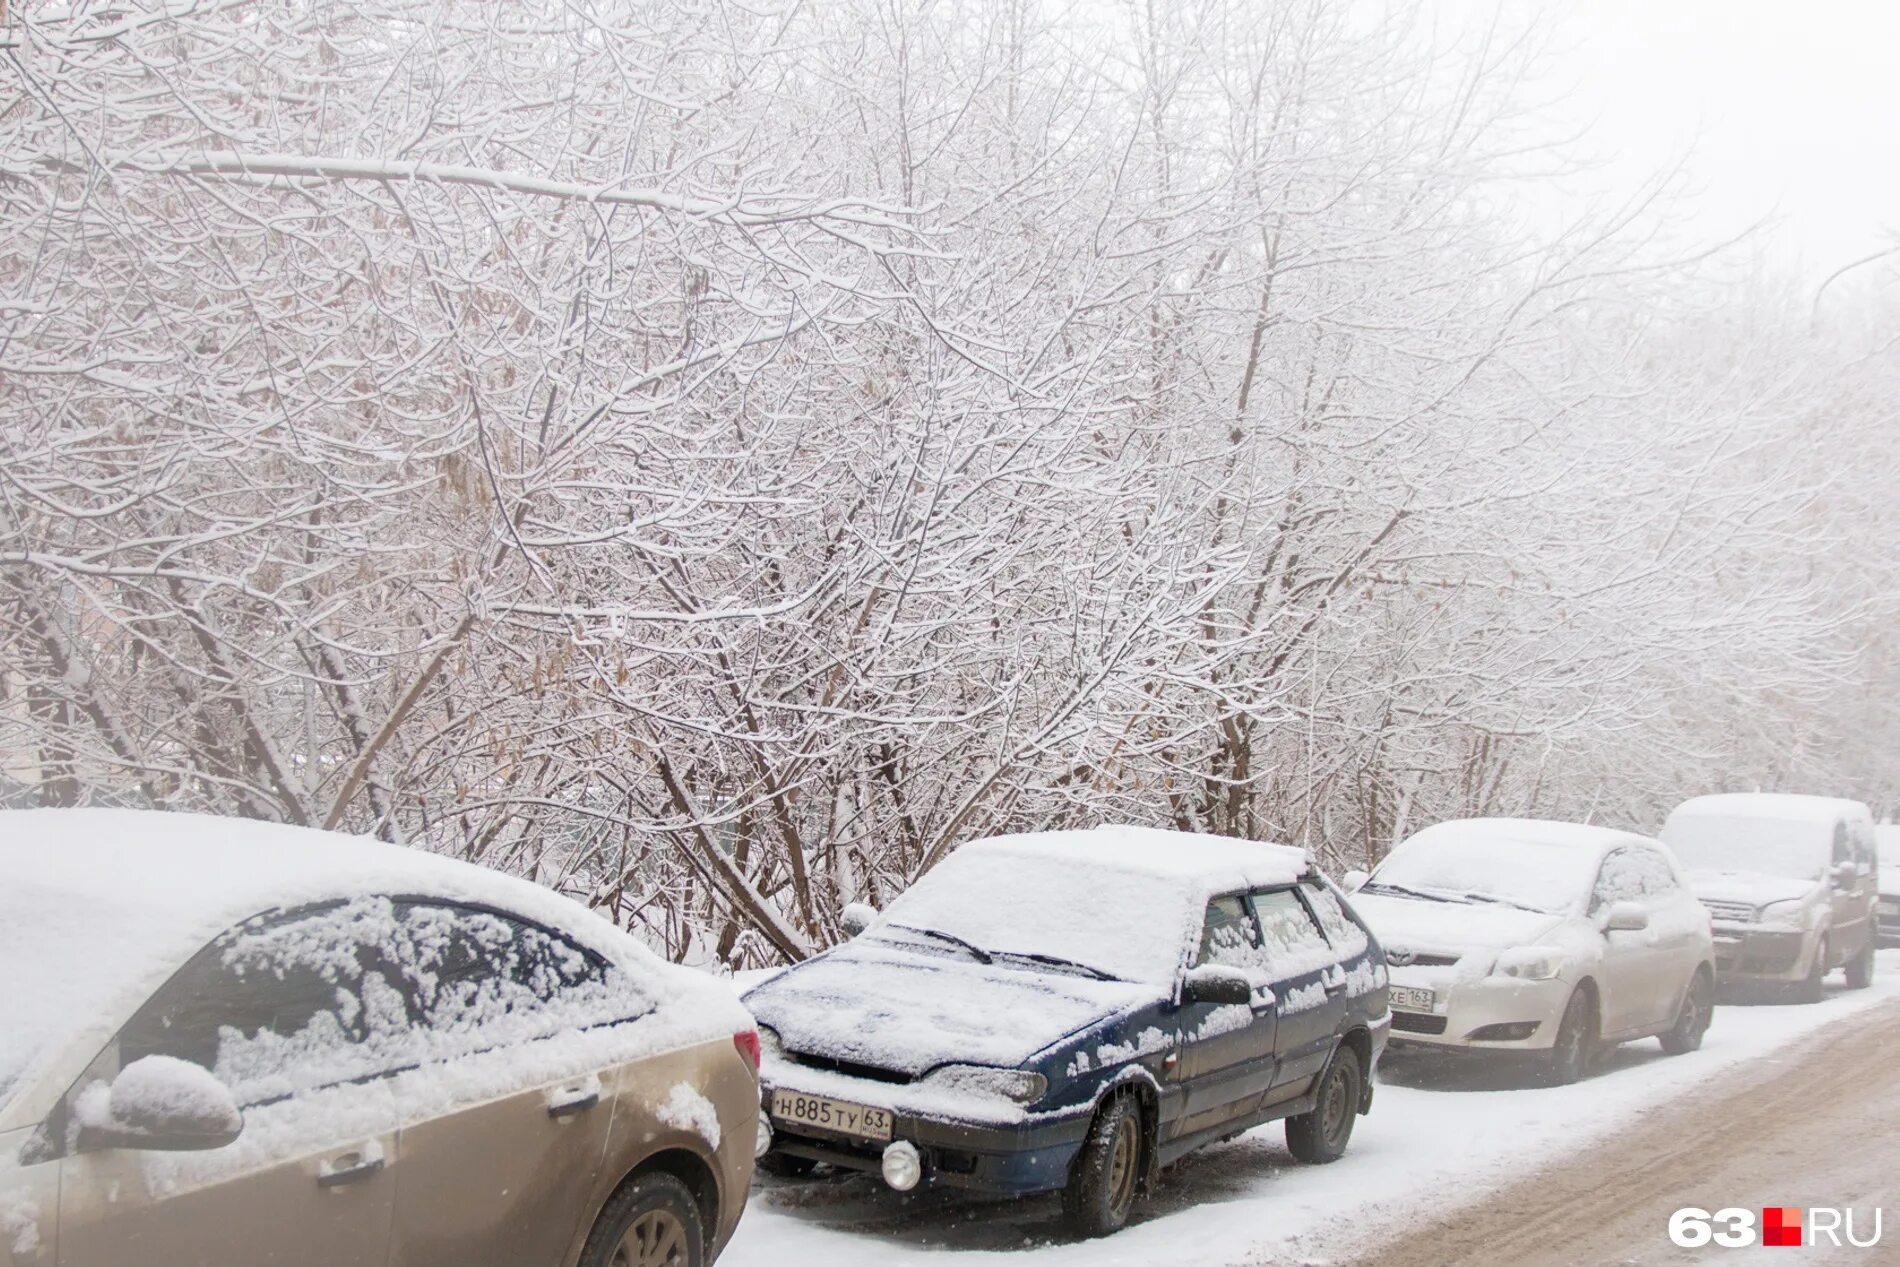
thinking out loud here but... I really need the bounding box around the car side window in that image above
[1252,888,1335,975]
[1619,848,1681,900]
[1592,849,1650,913]
[1603,847,1679,907]
[1197,895,1263,969]
[1847,823,1875,870]
[115,898,422,1107]
[395,902,649,1064]
[1300,879,1369,956]
[1833,822,1853,866]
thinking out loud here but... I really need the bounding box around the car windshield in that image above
[870,848,1197,984]
[1663,813,1833,880]
[1369,835,1599,914]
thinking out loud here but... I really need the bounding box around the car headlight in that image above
[922,1064,1048,1105]
[1759,898,1809,929]
[1493,947,1566,981]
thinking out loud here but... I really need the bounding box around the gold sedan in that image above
[0,809,759,1267]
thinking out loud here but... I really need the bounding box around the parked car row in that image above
[745,791,1882,1240]
[0,795,1884,1266]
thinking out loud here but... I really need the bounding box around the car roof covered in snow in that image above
[1666,793,1871,824]
[3,807,631,952]
[962,825,1314,890]
[1402,817,1655,857]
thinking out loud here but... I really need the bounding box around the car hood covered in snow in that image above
[1349,891,1565,957]
[744,939,1153,1077]
[1687,869,1819,909]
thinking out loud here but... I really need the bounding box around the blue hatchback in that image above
[745,826,1390,1236]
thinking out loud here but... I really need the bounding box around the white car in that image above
[1346,819,1715,1085]
[1661,793,1879,999]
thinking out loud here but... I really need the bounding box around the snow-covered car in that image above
[743,827,1388,1237]
[1876,825,1900,948]
[0,809,759,1267]
[1344,820,1715,1085]
[1661,793,1879,998]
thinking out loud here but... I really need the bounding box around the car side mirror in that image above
[1833,861,1858,887]
[76,1056,243,1153]
[1603,901,1649,933]
[839,901,878,938]
[1341,869,1370,893]
[1181,965,1252,1007]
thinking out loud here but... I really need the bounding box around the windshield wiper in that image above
[889,923,993,964]
[1458,892,1547,914]
[1364,881,1468,904]
[996,950,1121,981]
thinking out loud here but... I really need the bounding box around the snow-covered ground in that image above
[721,954,1900,1267]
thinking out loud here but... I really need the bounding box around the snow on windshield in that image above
[1371,834,1598,914]
[872,847,1200,984]
[1662,813,1832,880]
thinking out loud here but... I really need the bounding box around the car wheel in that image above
[1658,970,1713,1055]
[1062,1093,1143,1238]
[577,1171,704,1267]
[1845,938,1875,990]
[1796,936,1829,1003]
[757,1150,818,1180]
[1538,987,1596,1086]
[1286,1044,1363,1164]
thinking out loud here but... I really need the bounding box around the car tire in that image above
[576,1171,705,1267]
[1658,969,1713,1055]
[1538,986,1596,1087]
[757,1150,818,1180]
[1062,1093,1143,1238]
[1796,936,1828,1003]
[1845,938,1875,990]
[1286,1044,1363,1164]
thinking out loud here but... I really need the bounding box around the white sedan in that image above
[1345,819,1715,1085]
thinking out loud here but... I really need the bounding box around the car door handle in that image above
[1324,978,1348,996]
[316,1150,385,1189]
[547,1089,601,1120]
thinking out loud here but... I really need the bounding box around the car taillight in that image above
[734,1029,761,1072]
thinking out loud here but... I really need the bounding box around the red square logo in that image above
[1763,1207,1803,1247]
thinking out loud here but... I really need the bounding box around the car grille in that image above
[1700,898,1756,924]
[779,1050,912,1084]
[1390,1011,1449,1036]
[1384,948,1461,968]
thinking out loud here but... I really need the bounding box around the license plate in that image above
[1390,985,1435,1011]
[771,1090,893,1142]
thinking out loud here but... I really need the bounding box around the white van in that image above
[1660,794,1878,999]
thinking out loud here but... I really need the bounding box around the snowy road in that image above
[1334,985,1900,1266]
[719,953,1900,1267]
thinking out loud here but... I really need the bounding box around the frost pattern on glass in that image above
[1301,882,1370,958]
[1196,896,1262,969]
[119,897,652,1107]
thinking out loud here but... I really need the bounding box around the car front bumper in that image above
[758,1066,1094,1196]
[1385,968,1570,1052]
[1878,897,1900,946]
[1710,922,1816,983]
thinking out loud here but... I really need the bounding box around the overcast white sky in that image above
[1515,0,1900,285]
